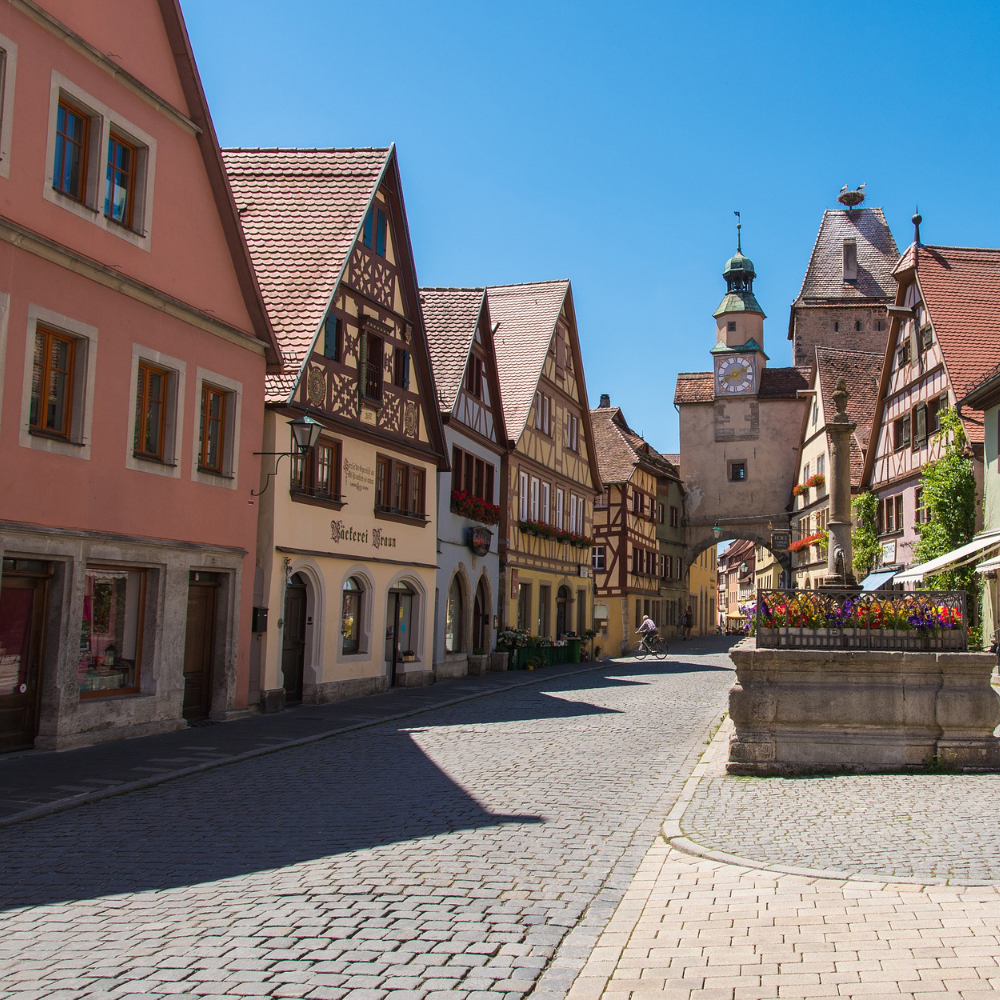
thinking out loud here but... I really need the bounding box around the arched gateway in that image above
[674,229,806,571]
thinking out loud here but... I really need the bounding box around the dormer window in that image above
[843,239,858,282]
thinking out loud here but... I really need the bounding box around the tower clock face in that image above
[716,355,756,395]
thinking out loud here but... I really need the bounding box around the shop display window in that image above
[78,566,145,696]
[341,577,362,655]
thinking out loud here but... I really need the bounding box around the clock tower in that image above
[711,228,767,398]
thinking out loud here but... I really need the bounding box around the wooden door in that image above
[473,581,488,653]
[282,575,307,704]
[183,580,217,721]
[556,586,569,638]
[0,575,46,751]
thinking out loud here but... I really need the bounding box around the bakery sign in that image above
[467,526,492,556]
[331,520,398,550]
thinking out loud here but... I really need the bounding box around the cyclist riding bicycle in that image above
[636,614,658,654]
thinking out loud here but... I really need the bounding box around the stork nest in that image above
[837,190,866,208]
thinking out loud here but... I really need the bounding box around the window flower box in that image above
[451,489,501,526]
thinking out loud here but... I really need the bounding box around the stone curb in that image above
[662,716,1000,887]
[0,659,616,830]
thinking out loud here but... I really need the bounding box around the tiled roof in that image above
[674,366,810,404]
[223,147,390,400]
[590,408,638,483]
[793,208,899,306]
[813,347,883,485]
[488,280,569,437]
[420,287,486,414]
[910,244,1000,444]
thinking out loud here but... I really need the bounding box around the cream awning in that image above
[894,531,1000,584]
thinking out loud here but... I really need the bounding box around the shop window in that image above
[445,577,463,653]
[79,566,146,697]
[375,454,425,519]
[341,577,362,654]
[592,545,605,571]
[291,438,342,502]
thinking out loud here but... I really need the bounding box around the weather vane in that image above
[734,210,742,252]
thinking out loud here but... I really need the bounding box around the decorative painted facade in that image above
[421,287,507,677]
[0,0,278,750]
[225,146,449,709]
[490,281,602,641]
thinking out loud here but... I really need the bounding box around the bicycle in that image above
[632,634,669,660]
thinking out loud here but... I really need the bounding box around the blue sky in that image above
[183,0,1000,453]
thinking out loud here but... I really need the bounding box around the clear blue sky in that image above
[183,0,1000,453]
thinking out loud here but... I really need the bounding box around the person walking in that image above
[682,607,694,641]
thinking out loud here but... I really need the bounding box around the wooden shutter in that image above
[402,350,410,390]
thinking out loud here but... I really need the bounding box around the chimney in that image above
[599,393,610,408]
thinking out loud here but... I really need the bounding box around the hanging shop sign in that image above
[771,530,791,551]
[467,526,492,556]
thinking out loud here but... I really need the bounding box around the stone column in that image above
[823,377,857,588]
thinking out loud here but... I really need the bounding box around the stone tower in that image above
[788,206,899,368]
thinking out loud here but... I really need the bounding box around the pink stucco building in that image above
[0,0,278,749]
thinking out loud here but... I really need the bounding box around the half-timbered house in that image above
[489,281,602,640]
[590,399,682,654]
[421,287,506,677]
[225,146,448,709]
[862,231,999,583]
[789,347,881,588]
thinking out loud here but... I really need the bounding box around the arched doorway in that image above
[472,577,490,654]
[556,585,570,638]
[385,582,415,686]
[445,576,463,654]
[282,573,307,705]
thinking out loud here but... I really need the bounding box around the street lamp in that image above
[712,523,722,539]
[251,414,323,497]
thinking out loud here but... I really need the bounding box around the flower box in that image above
[451,490,501,526]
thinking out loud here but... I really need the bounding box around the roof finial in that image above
[912,207,922,245]
[734,210,742,252]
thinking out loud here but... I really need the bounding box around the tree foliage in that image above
[851,490,880,581]
[913,408,979,610]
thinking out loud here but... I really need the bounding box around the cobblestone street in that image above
[0,647,735,1000]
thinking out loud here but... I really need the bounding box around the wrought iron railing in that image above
[753,588,968,651]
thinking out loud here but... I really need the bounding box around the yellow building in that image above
[227,147,449,709]
[688,547,718,636]
[490,281,602,640]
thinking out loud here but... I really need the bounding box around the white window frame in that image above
[0,33,18,179]
[576,496,585,534]
[125,344,186,478]
[530,476,540,521]
[569,493,579,534]
[592,545,605,571]
[540,481,550,524]
[518,470,529,521]
[565,413,579,451]
[44,72,157,250]
[191,367,243,489]
[555,488,564,529]
[19,303,98,461]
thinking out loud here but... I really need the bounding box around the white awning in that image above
[976,554,1000,575]
[894,531,1000,584]
[859,569,897,590]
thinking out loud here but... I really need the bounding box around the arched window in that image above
[445,577,463,653]
[342,577,362,654]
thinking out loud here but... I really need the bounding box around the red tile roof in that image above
[813,347,882,485]
[420,287,486,414]
[793,208,899,307]
[223,147,390,400]
[488,280,570,437]
[910,244,1000,443]
[591,406,679,484]
[674,366,810,404]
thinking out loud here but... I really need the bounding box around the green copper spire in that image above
[713,219,765,318]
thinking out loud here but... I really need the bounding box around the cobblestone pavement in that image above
[683,720,1000,884]
[0,643,735,1000]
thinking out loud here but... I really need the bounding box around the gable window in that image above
[534,391,551,434]
[30,325,76,439]
[361,332,383,402]
[592,545,605,571]
[363,206,388,257]
[198,384,228,474]
[393,346,410,389]
[375,455,425,519]
[105,132,137,227]
[893,414,910,450]
[897,336,911,368]
[465,357,484,398]
[632,489,642,514]
[912,401,928,449]
[54,99,90,202]
[291,438,342,502]
[928,393,948,434]
[565,413,579,451]
[323,314,341,361]
[133,361,168,461]
[920,325,934,351]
